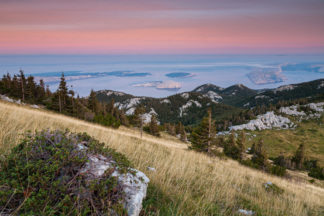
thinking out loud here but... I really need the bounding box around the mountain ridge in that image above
[95,78,324,125]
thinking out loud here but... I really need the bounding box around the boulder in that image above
[79,146,149,216]
[0,130,149,216]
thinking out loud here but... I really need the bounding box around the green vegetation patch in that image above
[246,117,324,166]
[0,130,131,215]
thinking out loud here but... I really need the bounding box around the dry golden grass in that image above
[0,100,324,215]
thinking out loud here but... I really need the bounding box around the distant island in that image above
[247,68,287,85]
[165,72,195,78]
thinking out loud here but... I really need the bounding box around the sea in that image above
[0,54,324,97]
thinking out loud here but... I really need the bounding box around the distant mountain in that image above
[193,83,257,106]
[96,90,240,125]
[239,79,324,107]
[95,79,324,125]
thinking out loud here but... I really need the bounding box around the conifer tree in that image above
[294,144,305,169]
[190,109,216,153]
[37,79,46,103]
[26,76,36,102]
[237,131,246,160]
[224,131,240,159]
[88,89,98,113]
[11,75,19,98]
[58,73,68,112]
[149,114,160,137]
[207,108,212,153]
[165,123,176,136]
[134,106,145,138]
[119,110,129,126]
[18,70,26,102]
[179,122,187,142]
[252,138,268,170]
[68,89,75,114]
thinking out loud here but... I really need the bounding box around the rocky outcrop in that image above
[0,94,39,109]
[279,102,324,120]
[230,111,293,131]
[0,130,149,216]
[78,143,149,216]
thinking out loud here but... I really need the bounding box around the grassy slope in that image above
[0,100,323,216]
[245,117,324,167]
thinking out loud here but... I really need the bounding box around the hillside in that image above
[96,90,241,125]
[0,100,323,215]
[245,118,324,166]
[95,79,324,126]
[239,79,324,107]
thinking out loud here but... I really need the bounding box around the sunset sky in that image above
[1,0,324,54]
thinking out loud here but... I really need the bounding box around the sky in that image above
[1,0,324,54]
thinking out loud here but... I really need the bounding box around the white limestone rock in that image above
[317,81,324,89]
[203,91,223,103]
[142,108,159,124]
[160,99,171,104]
[255,95,270,99]
[273,84,295,93]
[307,102,324,112]
[279,102,324,120]
[105,90,125,97]
[230,112,292,131]
[238,209,254,215]
[180,92,189,99]
[0,94,14,103]
[279,105,306,116]
[179,100,202,117]
[80,150,149,216]
[126,107,136,116]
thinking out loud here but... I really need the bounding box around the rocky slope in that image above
[96,90,240,125]
[95,79,324,126]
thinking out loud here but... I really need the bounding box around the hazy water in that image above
[0,54,324,97]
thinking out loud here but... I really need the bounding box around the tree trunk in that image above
[59,94,62,113]
[21,81,25,102]
[208,109,211,153]
[140,116,143,138]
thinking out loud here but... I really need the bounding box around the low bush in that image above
[264,182,284,195]
[0,130,131,215]
[308,167,324,180]
[270,165,286,177]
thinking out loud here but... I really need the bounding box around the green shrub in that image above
[308,179,315,184]
[0,130,130,215]
[270,165,286,177]
[94,114,121,128]
[240,159,260,169]
[308,167,324,180]
[264,182,284,195]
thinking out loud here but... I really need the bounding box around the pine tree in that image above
[58,73,68,112]
[252,138,268,170]
[45,85,51,97]
[134,106,145,138]
[179,122,187,142]
[190,110,216,153]
[18,70,26,102]
[37,79,46,103]
[88,89,98,113]
[26,76,36,102]
[165,123,176,136]
[119,110,129,126]
[149,114,160,137]
[250,142,256,154]
[11,75,19,98]
[68,89,75,114]
[224,131,240,159]
[237,131,246,160]
[294,144,305,169]
[207,108,212,153]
